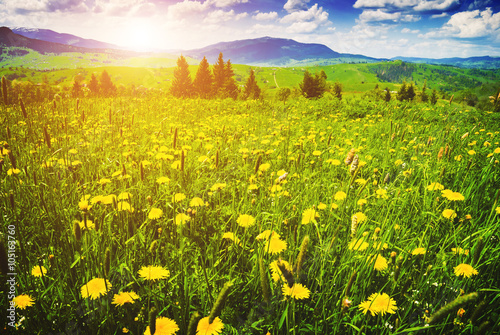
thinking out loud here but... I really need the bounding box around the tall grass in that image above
[0,95,499,334]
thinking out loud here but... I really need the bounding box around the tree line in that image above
[170,52,261,100]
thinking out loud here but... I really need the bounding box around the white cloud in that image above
[286,21,319,33]
[359,9,401,21]
[167,0,210,20]
[431,12,449,18]
[281,4,328,24]
[246,23,280,34]
[203,9,247,24]
[414,0,460,12]
[284,0,311,13]
[401,27,420,33]
[353,0,418,9]
[209,0,249,8]
[253,11,278,21]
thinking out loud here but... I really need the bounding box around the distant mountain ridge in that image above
[12,27,121,50]
[392,55,500,69]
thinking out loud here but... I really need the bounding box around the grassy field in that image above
[1,92,499,334]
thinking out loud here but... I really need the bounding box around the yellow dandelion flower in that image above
[357,199,367,206]
[312,150,322,156]
[118,201,134,213]
[210,183,226,192]
[427,182,445,191]
[172,193,186,203]
[468,150,476,155]
[259,163,271,172]
[222,232,241,245]
[330,203,339,210]
[376,189,388,199]
[301,208,318,225]
[412,247,426,256]
[144,316,180,335]
[189,197,205,207]
[317,202,327,210]
[355,178,367,186]
[442,209,457,220]
[157,176,171,184]
[348,238,369,251]
[282,283,310,300]
[138,265,170,281]
[441,190,465,201]
[451,248,469,255]
[496,207,500,215]
[7,168,21,175]
[98,178,111,185]
[196,316,224,335]
[79,219,95,230]
[148,208,163,220]
[112,291,139,306]
[31,265,47,277]
[454,263,478,278]
[256,230,280,241]
[81,278,112,300]
[12,294,35,309]
[370,254,388,271]
[359,293,397,316]
[334,191,347,201]
[175,213,190,225]
[118,192,132,201]
[102,194,117,205]
[265,236,287,254]
[237,214,256,228]
[352,212,367,224]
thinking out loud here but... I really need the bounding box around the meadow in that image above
[1,93,500,335]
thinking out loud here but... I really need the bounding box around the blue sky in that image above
[1,0,500,58]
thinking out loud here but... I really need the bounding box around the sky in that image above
[1,0,500,59]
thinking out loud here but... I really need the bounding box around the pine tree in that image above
[212,52,226,96]
[397,82,407,101]
[384,87,391,102]
[100,70,116,97]
[72,80,82,98]
[332,81,342,100]
[193,56,213,98]
[421,80,428,102]
[299,70,327,99]
[243,69,261,99]
[430,89,438,105]
[406,83,416,101]
[170,55,194,98]
[223,60,238,99]
[88,73,99,96]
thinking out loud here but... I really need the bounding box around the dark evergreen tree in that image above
[406,83,416,101]
[421,81,428,102]
[223,60,238,99]
[170,55,194,98]
[100,70,116,97]
[72,80,82,98]
[277,87,291,105]
[430,89,438,105]
[88,73,99,96]
[212,52,226,96]
[243,69,261,99]
[193,56,213,98]
[384,87,391,102]
[397,82,407,101]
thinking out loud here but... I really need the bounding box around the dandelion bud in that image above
[209,281,232,324]
[259,257,270,304]
[327,133,332,146]
[345,148,355,166]
[104,248,111,278]
[429,292,478,325]
[295,235,309,278]
[147,196,152,205]
[444,144,450,157]
[73,220,81,241]
[140,162,144,181]
[148,307,158,335]
[181,150,185,172]
[187,311,202,335]
[251,198,256,205]
[426,136,432,146]
[461,132,469,139]
[391,133,396,141]
[384,173,391,184]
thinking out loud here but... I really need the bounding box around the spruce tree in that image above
[170,55,194,98]
[243,69,261,99]
[406,83,416,101]
[397,82,407,101]
[88,73,99,96]
[100,70,116,97]
[212,52,226,96]
[193,56,213,98]
[223,60,238,99]
[299,70,327,98]
[332,81,342,100]
[430,89,438,105]
[384,87,391,102]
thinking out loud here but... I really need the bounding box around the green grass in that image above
[1,93,499,334]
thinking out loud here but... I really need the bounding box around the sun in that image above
[121,21,159,51]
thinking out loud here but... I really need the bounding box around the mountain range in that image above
[3,26,500,69]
